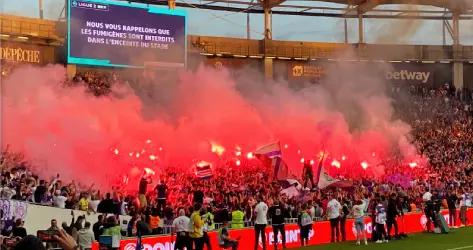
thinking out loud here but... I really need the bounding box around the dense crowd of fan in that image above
[0,71,473,249]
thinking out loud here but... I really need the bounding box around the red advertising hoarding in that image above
[94,209,473,250]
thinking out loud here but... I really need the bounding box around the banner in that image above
[385,63,451,87]
[94,209,473,250]
[0,199,28,221]
[0,41,56,65]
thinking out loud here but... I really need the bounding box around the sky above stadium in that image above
[2,0,473,44]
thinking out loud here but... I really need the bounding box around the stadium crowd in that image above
[0,76,473,249]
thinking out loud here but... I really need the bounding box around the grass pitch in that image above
[296,227,473,250]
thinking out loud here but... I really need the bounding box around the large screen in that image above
[67,0,186,68]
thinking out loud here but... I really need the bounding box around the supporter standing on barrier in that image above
[190,203,205,250]
[254,195,268,250]
[352,198,368,246]
[269,199,286,250]
[298,203,312,247]
[155,179,167,213]
[302,160,315,190]
[172,209,191,250]
[327,193,341,243]
[138,173,152,210]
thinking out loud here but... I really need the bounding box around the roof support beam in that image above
[346,0,387,15]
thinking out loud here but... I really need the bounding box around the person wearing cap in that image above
[172,209,191,250]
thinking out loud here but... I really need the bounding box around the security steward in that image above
[231,205,245,229]
[172,209,191,250]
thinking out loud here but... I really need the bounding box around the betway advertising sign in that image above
[386,70,431,84]
[385,64,434,85]
[92,209,473,250]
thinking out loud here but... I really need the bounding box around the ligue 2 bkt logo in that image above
[72,1,78,6]
[292,65,304,77]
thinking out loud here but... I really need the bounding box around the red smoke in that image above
[2,63,424,188]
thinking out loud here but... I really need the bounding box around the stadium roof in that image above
[140,0,473,19]
[310,0,473,13]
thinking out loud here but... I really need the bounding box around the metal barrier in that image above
[149,217,325,236]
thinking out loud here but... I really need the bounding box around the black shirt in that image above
[269,205,285,225]
[12,226,27,238]
[447,194,458,209]
[304,164,313,177]
[34,185,47,203]
[342,203,350,219]
[156,184,167,199]
[193,190,204,204]
[136,220,151,236]
[97,199,115,214]
[92,222,103,240]
[387,198,399,219]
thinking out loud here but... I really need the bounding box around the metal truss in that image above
[118,0,473,20]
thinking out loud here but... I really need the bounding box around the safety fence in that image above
[93,209,473,250]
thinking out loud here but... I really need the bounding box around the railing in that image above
[146,217,324,237]
[0,14,59,39]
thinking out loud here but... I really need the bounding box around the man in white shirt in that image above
[254,195,268,250]
[53,191,67,209]
[172,209,191,250]
[460,188,471,227]
[327,193,341,243]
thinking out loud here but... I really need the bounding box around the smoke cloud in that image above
[2,59,422,188]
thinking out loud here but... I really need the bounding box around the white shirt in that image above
[423,192,432,202]
[309,206,316,219]
[461,193,472,207]
[255,202,268,225]
[173,216,190,232]
[89,200,100,212]
[327,199,341,219]
[53,195,67,209]
[353,202,365,219]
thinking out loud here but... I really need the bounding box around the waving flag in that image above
[315,166,340,189]
[195,161,213,179]
[315,166,352,189]
[254,142,282,158]
[254,142,288,180]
